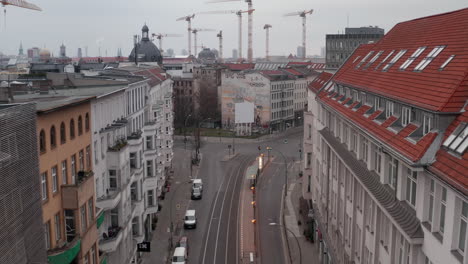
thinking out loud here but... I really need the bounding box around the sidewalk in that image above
[283,161,321,264]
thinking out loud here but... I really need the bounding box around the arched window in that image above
[70,119,75,139]
[50,126,56,148]
[39,129,46,153]
[60,122,66,144]
[85,113,90,132]
[78,115,83,136]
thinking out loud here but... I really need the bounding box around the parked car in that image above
[192,179,203,192]
[191,187,202,200]
[184,210,197,229]
[171,247,187,264]
[176,236,189,255]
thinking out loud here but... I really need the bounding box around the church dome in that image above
[39,49,50,56]
[129,25,163,64]
[198,48,216,60]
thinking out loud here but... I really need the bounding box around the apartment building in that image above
[10,93,99,264]
[303,8,468,264]
[0,103,47,264]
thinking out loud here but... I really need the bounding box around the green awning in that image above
[47,239,81,264]
[100,255,107,264]
[97,210,105,229]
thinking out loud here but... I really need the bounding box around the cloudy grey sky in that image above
[0,0,465,58]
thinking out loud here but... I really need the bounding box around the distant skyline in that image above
[0,0,466,58]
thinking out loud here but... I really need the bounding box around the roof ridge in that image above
[395,7,468,25]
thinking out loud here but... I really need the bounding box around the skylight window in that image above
[439,55,455,70]
[400,47,426,70]
[353,56,361,63]
[382,50,407,71]
[414,46,445,71]
[443,122,468,155]
[356,51,374,68]
[363,51,383,69]
[375,50,395,70]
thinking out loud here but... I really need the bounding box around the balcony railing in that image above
[62,171,95,209]
[108,139,128,152]
[47,237,81,264]
[99,226,123,252]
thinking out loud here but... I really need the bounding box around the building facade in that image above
[326,27,384,69]
[0,103,47,264]
[303,9,468,264]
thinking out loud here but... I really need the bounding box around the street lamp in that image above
[184,114,192,149]
[269,222,302,264]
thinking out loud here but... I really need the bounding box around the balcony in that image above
[99,226,123,252]
[144,176,158,189]
[96,188,121,211]
[96,208,105,229]
[145,203,159,215]
[108,139,128,152]
[127,130,142,140]
[47,237,81,264]
[62,171,95,210]
[132,197,145,217]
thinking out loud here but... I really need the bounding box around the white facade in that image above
[92,75,174,264]
[302,86,468,264]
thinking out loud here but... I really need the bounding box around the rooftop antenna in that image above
[347,13,349,27]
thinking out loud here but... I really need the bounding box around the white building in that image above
[302,9,468,264]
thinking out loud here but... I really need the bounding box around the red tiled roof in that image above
[133,67,167,87]
[319,91,438,162]
[287,61,326,69]
[283,68,304,76]
[308,72,333,93]
[72,57,127,63]
[429,106,468,194]
[333,8,468,113]
[222,63,255,71]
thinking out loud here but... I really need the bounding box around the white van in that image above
[171,247,187,264]
[192,179,203,192]
[184,210,197,229]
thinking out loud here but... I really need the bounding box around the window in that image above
[380,214,390,249]
[356,51,374,68]
[428,179,435,224]
[90,245,96,264]
[79,150,84,171]
[405,168,417,207]
[81,205,87,231]
[85,113,90,132]
[458,201,468,254]
[383,49,407,71]
[439,187,447,234]
[88,199,94,223]
[439,55,455,70]
[130,152,137,169]
[54,213,61,242]
[400,47,426,70]
[363,50,383,69]
[50,126,57,149]
[308,124,312,139]
[60,122,66,144]
[375,50,395,70]
[401,107,412,126]
[306,153,312,168]
[61,160,67,185]
[109,170,117,189]
[71,155,76,184]
[351,130,358,153]
[70,119,75,139]
[41,172,48,200]
[423,114,433,135]
[388,156,398,189]
[148,190,154,206]
[51,166,58,193]
[442,122,468,155]
[84,254,89,264]
[77,116,83,136]
[414,46,445,71]
[361,137,369,163]
[147,160,153,177]
[110,208,119,227]
[44,221,51,250]
[39,129,46,153]
[374,97,382,110]
[386,101,394,118]
[146,136,152,149]
[396,233,410,264]
[86,146,91,170]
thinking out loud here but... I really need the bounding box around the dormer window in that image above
[414,46,445,71]
[374,97,382,110]
[400,47,426,70]
[443,122,468,155]
[383,50,407,71]
[386,101,394,118]
[423,114,433,135]
[401,107,412,126]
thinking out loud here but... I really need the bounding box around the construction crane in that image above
[1,0,41,29]
[263,24,272,61]
[207,0,254,63]
[192,28,216,56]
[198,9,254,60]
[176,14,195,56]
[284,9,313,59]
[216,30,223,62]
[151,33,183,54]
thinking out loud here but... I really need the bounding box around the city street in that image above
[142,128,303,264]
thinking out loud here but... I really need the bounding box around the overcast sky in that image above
[0,0,465,58]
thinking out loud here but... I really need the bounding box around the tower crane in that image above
[284,9,313,59]
[176,14,195,56]
[192,28,216,56]
[198,9,254,61]
[216,30,223,62]
[151,33,183,54]
[207,0,254,63]
[1,0,41,29]
[263,24,272,61]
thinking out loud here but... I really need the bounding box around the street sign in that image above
[137,242,151,252]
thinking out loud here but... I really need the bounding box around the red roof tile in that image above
[333,8,468,113]
[308,72,333,93]
[222,63,255,71]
